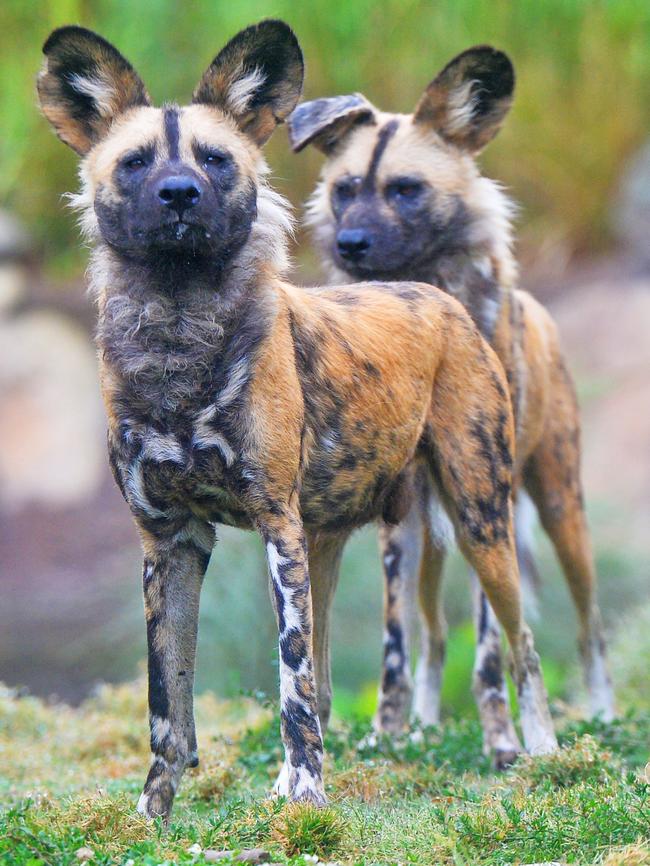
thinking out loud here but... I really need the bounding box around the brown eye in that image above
[124,156,146,171]
[387,179,424,200]
[204,153,224,166]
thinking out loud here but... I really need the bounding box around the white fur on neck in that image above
[467,174,518,289]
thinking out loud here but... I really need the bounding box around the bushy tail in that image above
[515,491,541,620]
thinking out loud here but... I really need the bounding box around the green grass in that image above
[2,680,649,865]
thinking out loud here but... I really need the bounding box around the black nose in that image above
[157,175,202,213]
[337,228,370,261]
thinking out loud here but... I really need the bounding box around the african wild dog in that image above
[39,23,557,819]
[288,45,615,764]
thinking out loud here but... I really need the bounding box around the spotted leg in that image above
[262,512,326,806]
[471,581,522,767]
[136,518,214,821]
[426,331,557,756]
[456,535,556,755]
[374,500,422,734]
[273,529,348,797]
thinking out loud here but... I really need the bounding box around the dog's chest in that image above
[113,405,254,527]
[100,286,267,525]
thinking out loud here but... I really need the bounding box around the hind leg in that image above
[374,502,422,733]
[463,543,556,755]
[309,530,349,733]
[470,581,522,767]
[427,327,556,754]
[412,489,448,728]
[431,483,557,755]
[524,361,614,720]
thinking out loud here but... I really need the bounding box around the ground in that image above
[1,680,648,866]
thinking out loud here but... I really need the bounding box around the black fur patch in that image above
[361,119,399,193]
[164,107,180,160]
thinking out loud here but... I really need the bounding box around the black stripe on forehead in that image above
[164,107,180,160]
[362,119,399,192]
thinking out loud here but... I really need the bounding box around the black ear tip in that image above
[258,18,304,63]
[467,44,515,90]
[257,18,297,37]
[42,24,99,55]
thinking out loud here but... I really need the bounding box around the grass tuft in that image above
[512,733,618,789]
[270,801,345,859]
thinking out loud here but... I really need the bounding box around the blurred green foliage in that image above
[2,0,650,275]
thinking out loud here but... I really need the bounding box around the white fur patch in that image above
[518,673,558,755]
[192,406,236,466]
[125,459,166,519]
[266,542,302,638]
[150,715,171,746]
[141,430,185,464]
[216,357,249,408]
[515,491,540,620]
[413,653,443,727]
[293,764,323,799]
[272,760,290,797]
[444,79,479,137]
[467,176,518,290]
[427,493,455,549]
[67,71,115,117]
[227,66,266,115]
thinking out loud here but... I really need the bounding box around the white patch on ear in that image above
[227,65,267,116]
[67,71,116,117]
[444,79,478,137]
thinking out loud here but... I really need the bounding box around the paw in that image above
[374,678,414,735]
[136,785,174,822]
[494,747,521,771]
[288,765,327,807]
[272,761,290,798]
[187,749,200,769]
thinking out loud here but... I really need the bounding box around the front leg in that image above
[136,518,214,821]
[261,512,326,806]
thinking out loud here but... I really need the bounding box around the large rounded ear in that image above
[288,94,376,154]
[37,26,151,156]
[192,19,304,147]
[414,46,514,153]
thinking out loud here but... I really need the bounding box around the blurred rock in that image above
[0,307,105,510]
[613,139,650,268]
[0,210,31,261]
[0,210,31,311]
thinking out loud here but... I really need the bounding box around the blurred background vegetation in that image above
[0,0,649,723]
[3,0,650,275]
